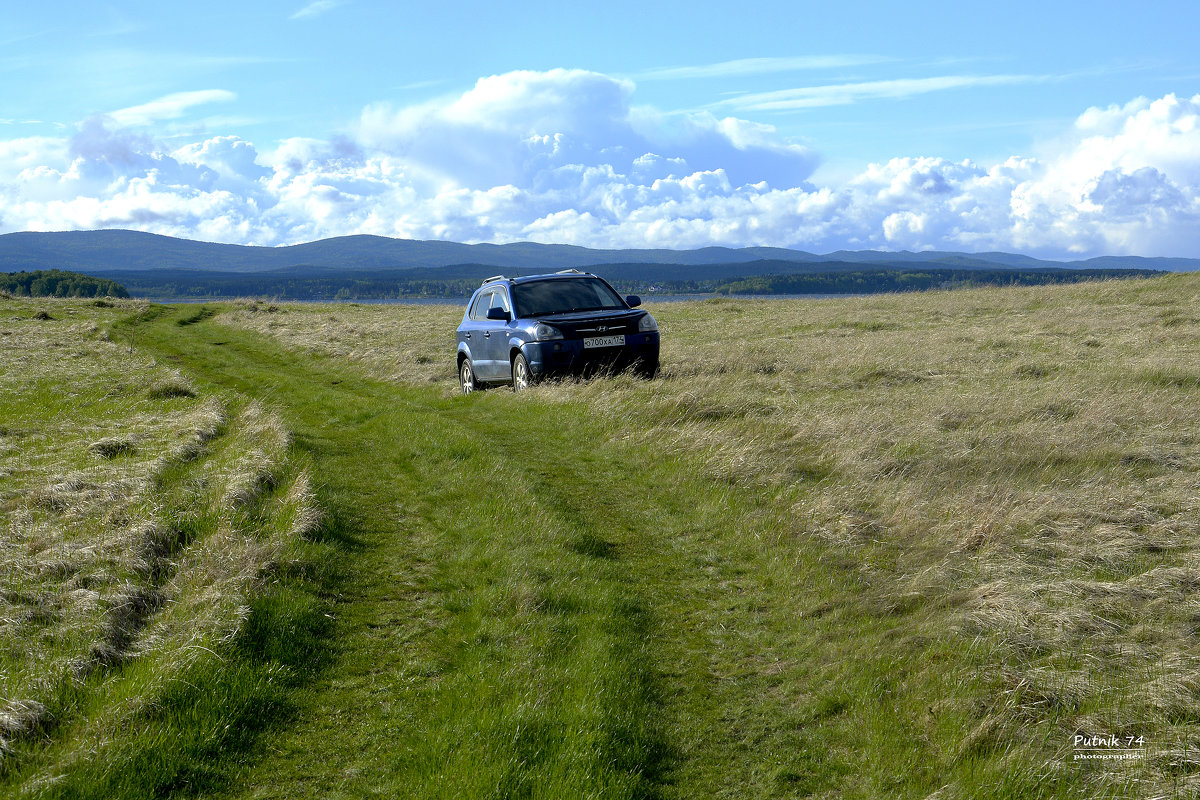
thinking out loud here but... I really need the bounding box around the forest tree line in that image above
[712,268,1163,295]
[1,270,130,298]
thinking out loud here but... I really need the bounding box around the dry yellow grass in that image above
[223,273,1200,795]
[223,299,462,386]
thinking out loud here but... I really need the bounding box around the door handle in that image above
[465,332,471,339]
[484,331,491,338]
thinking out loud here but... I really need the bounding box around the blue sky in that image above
[3,1,1200,256]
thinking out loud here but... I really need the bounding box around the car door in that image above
[478,287,512,380]
[460,289,496,378]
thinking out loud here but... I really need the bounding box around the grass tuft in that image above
[146,374,197,399]
[0,700,49,757]
[87,436,137,459]
[1140,367,1200,389]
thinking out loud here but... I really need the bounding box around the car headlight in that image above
[534,323,564,341]
[638,313,658,332]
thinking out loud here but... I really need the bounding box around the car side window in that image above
[469,290,494,321]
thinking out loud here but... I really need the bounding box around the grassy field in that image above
[3,274,1200,798]
[0,299,325,797]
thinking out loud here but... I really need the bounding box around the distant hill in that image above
[0,229,1187,300]
[3,229,1198,275]
[0,230,832,274]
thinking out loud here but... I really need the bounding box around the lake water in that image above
[151,293,857,305]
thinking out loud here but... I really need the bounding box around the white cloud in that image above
[290,1,347,20]
[1,76,1198,258]
[356,69,816,192]
[633,55,891,81]
[107,90,236,126]
[715,74,1043,112]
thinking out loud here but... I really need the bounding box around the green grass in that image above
[122,308,671,798]
[5,274,1200,797]
[0,299,326,797]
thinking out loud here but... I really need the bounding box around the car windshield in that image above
[511,278,626,317]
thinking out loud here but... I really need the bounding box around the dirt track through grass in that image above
[131,306,960,799]
[131,294,1178,799]
[138,309,678,797]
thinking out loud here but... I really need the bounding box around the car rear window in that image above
[468,289,494,321]
[512,279,625,317]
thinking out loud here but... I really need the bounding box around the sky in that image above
[2,1,1200,258]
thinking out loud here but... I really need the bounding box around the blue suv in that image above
[456,270,660,393]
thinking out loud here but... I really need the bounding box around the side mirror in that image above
[625,295,642,308]
[486,307,511,321]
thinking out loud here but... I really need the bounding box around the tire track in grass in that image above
[138,308,669,799]
[141,306,1094,799]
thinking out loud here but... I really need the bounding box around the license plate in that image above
[583,334,626,349]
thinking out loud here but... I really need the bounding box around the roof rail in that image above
[481,274,508,285]
[555,268,585,275]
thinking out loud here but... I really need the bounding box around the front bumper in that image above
[523,332,660,378]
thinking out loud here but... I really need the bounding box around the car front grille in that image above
[572,323,635,335]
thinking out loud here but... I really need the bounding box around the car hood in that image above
[534,308,646,337]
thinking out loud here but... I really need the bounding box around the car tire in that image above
[460,358,477,394]
[512,352,535,391]
[635,358,660,379]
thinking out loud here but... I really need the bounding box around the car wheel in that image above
[634,357,659,379]
[460,358,477,394]
[512,352,535,391]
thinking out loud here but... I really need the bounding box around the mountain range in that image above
[3,229,1198,275]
